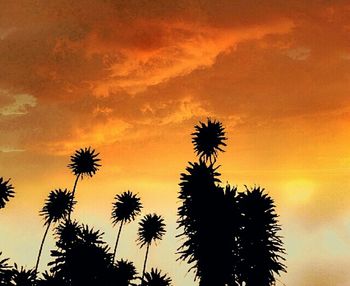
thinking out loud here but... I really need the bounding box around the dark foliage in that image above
[137,214,166,248]
[192,118,227,163]
[40,189,75,225]
[236,187,286,286]
[0,177,14,209]
[0,252,12,285]
[68,147,101,178]
[10,264,36,286]
[112,191,142,225]
[177,161,240,286]
[114,259,138,286]
[143,268,172,286]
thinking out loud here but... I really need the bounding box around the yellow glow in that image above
[283,179,315,205]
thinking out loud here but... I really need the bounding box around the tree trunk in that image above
[68,174,80,220]
[35,220,51,275]
[141,243,150,285]
[112,220,124,263]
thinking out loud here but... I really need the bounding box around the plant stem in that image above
[68,174,80,220]
[35,220,51,275]
[112,220,124,263]
[141,243,150,285]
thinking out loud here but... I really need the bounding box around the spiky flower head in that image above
[55,219,81,248]
[143,268,172,286]
[114,259,137,284]
[68,147,101,178]
[137,214,166,247]
[40,189,75,225]
[10,264,36,286]
[112,191,142,225]
[0,177,14,209]
[192,118,227,163]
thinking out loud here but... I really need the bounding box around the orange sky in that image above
[1,1,350,285]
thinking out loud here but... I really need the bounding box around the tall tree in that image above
[35,189,75,274]
[0,177,14,209]
[137,214,166,285]
[67,147,101,219]
[236,187,286,286]
[111,191,142,262]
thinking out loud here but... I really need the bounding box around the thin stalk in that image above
[35,220,51,275]
[112,220,124,263]
[141,243,150,285]
[68,174,80,220]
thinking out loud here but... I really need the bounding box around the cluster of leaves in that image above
[178,119,286,286]
[1,147,172,286]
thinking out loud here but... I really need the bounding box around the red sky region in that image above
[1,1,350,285]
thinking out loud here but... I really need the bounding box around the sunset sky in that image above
[1,1,350,285]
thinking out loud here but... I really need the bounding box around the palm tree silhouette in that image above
[111,191,142,262]
[114,259,138,286]
[236,186,286,286]
[192,118,227,164]
[143,268,172,286]
[67,147,101,219]
[0,252,12,285]
[0,177,14,209]
[10,264,36,286]
[35,189,75,274]
[137,214,166,284]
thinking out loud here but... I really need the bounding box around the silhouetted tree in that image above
[35,189,75,275]
[137,214,166,284]
[37,271,65,286]
[143,268,172,286]
[67,147,101,219]
[10,264,36,286]
[0,177,14,209]
[111,191,142,262]
[114,259,138,286]
[236,186,286,286]
[49,223,114,286]
[0,252,12,285]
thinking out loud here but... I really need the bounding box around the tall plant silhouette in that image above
[178,119,239,286]
[236,186,286,286]
[0,177,14,209]
[111,191,142,262]
[10,264,36,286]
[143,268,172,286]
[137,214,166,284]
[114,259,138,286]
[35,189,75,274]
[67,147,101,219]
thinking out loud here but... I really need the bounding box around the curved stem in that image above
[141,243,150,285]
[112,220,124,263]
[68,174,80,220]
[35,220,51,275]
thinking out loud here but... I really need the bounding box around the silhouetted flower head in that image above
[68,147,101,178]
[55,219,81,248]
[0,252,12,284]
[79,224,105,246]
[0,177,14,209]
[112,191,142,225]
[10,264,36,286]
[40,189,75,225]
[143,268,172,286]
[192,118,227,163]
[114,259,137,284]
[37,271,64,286]
[137,214,166,247]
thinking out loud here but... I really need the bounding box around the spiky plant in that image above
[114,259,138,286]
[237,186,286,286]
[111,191,142,262]
[143,268,172,286]
[0,252,12,284]
[35,189,75,274]
[192,118,227,164]
[67,147,101,219]
[0,177,14,209]
[10,264,36,286]
[137,214,166,283]
[37,271,66,286]
[49,223,113,286]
